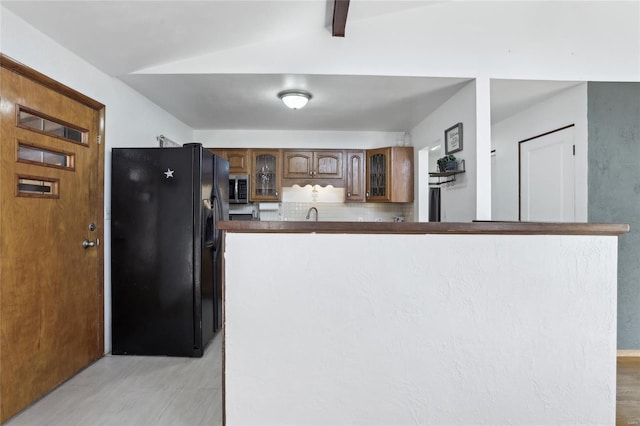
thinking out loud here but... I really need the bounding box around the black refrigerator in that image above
[111,143,228,357]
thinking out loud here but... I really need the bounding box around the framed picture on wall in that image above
[445,122,463,154]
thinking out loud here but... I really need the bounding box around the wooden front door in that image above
[0,56,105,422]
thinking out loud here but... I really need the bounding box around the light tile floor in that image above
[9,332,637,425]
[6,332,223,426]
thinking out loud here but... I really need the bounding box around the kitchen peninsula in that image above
[219,221,628,425]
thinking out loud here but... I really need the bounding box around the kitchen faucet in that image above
[306,207,318,221]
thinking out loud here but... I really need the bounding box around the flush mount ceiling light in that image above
[278,90,312,110]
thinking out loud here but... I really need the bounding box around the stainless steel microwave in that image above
[229,174,250,204]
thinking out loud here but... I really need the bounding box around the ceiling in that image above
[3,1,582,131]
[118,73,471,131]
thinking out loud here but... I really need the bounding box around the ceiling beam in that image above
[332,0,350,37]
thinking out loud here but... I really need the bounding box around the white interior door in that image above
[520,126,575,222]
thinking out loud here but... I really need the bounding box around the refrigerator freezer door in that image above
[112,147,202,357]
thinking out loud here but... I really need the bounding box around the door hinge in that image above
[573,145,575,155]
[97,135,102,145]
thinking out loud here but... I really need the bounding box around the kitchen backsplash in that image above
[230,185,414,222]
[259,202,414,222]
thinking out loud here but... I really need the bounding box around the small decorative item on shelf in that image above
[437,155,457,172]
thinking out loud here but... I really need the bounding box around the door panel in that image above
[520,126,575,222]
[0,63,104,422]
[224,149,249,174]
[251,150,281,201]
[315,151,343,179]
[366,148,391,202]
[283,151,313,178]
[345,150,365,202]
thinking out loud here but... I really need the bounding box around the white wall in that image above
[411,81,477,222]
[475,78,493,220]
[1,7,194,353]
[194,129,401,150]
[225,231,618,425]
[491,84,588,221]
[0,9,193,150]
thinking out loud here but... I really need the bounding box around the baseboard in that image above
[617,349,640,358]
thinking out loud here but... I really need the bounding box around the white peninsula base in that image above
[221,223,625,425]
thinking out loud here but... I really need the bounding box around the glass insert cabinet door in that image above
[369,153,386,197]
[251,149,281,201]
[366,148,391,202]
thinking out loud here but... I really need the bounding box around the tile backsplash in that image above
[275,202,414,222]
[232,185,414,222]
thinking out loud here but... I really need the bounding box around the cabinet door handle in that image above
[275,191,278,197]
[309,171,312,175]
[347,192,351,197]
[366,191,369,198]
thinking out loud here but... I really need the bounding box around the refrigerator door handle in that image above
[203,199,214,248]
[212,194,223,251]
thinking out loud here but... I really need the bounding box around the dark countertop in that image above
[218,221,629,236]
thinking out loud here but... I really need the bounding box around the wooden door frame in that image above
[0,53,106,354]
[517,124,574,221]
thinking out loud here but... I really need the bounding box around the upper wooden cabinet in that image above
[251,149,282,201]
[225,149,250,174]
[345,150,366,203]
[366,146,414,203]
[282,150,343,186]
[283,150,313,179]
[211,146,414,203]
[208,148,250,174]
